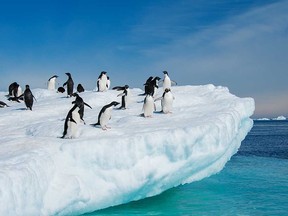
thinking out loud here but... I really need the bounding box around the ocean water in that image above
[84,120,288,216]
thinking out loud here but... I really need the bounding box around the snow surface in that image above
[0,85,254,216]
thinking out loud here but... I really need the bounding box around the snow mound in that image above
[0,85,254,216]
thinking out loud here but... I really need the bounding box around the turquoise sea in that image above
[83,120,288,215]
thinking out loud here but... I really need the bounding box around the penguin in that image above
[8,82,17,96]
[143,76,160,97]
[112,85,130,109]
[0,101,9,108]
[8,82,21,97]
[91,101,119,130]
[57,87,65,93]
[142,93,155,118]
[72,93,92,124]
[139,76,153,96]
[47,75,58,90]
[77,84,85,93]
[158,88,174,113]
[61,101,82,139]
[63,72,74,97]
[21,85,35,111]
[162,71,177,90]
[97,71,108,92]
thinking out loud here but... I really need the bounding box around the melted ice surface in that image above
[0,85,254,215]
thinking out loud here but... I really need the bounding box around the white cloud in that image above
[126,0,288,116]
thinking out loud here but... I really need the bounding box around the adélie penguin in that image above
[72,93,92,124]
[91,101,119,130]
[97,71,109,92]
[142,93,155,118]
[61,100,82,139]
[8,82,21,97]
[112,85,130,109]
[155,88,174,113]
[21,85,36,111]
[63,72,74,97]
[77,84,85,93]
[141,76,153,95]
[47,75,58,90]
[142,76,160,97]
[162,71,177,90]
[0,101,9,108]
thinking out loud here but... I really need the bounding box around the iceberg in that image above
[256,118,270,121]
[272,116,286,120]
[0,85,254,216]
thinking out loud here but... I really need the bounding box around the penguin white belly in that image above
[68,107,81,138]
[143,96,154,117]
[98,76,108,92]
[163,77,171,90]
[106,79,111,90]
[162,92,173,113]
[17,86,22,97]
[48,79,56,90]
[125,89,131,107]
[100,108,112,128]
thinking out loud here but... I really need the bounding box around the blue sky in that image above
[0,0,287,118]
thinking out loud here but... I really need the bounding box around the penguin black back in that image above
[63,72,74,97]
[61,103,81,138]
[8,82,19,97]
[57,87,65,93]
[92,101,119,126]
[23,85,34,110]
[72,93,92,124]
[77,84,85,93]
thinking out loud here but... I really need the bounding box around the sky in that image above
[0,0,287,118]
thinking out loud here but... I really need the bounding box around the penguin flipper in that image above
[154,97,163,102]
[117,92,125,97]
[70,117,77,124]
[84,102,92,109]
[171,80,177,85]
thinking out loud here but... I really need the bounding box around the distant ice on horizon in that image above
[272,116,287,120]
[0,85,254,215]
[257,118,270,121]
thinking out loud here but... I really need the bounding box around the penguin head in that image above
[154,76,161,81]
[65,72,71,77]
[163,71,168,75]
[72,92,79,97]
[164,88,171,93]
[57,87,65,93]
[124,85,129,89]
[25,85,30,89]
[111,101,120,107]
